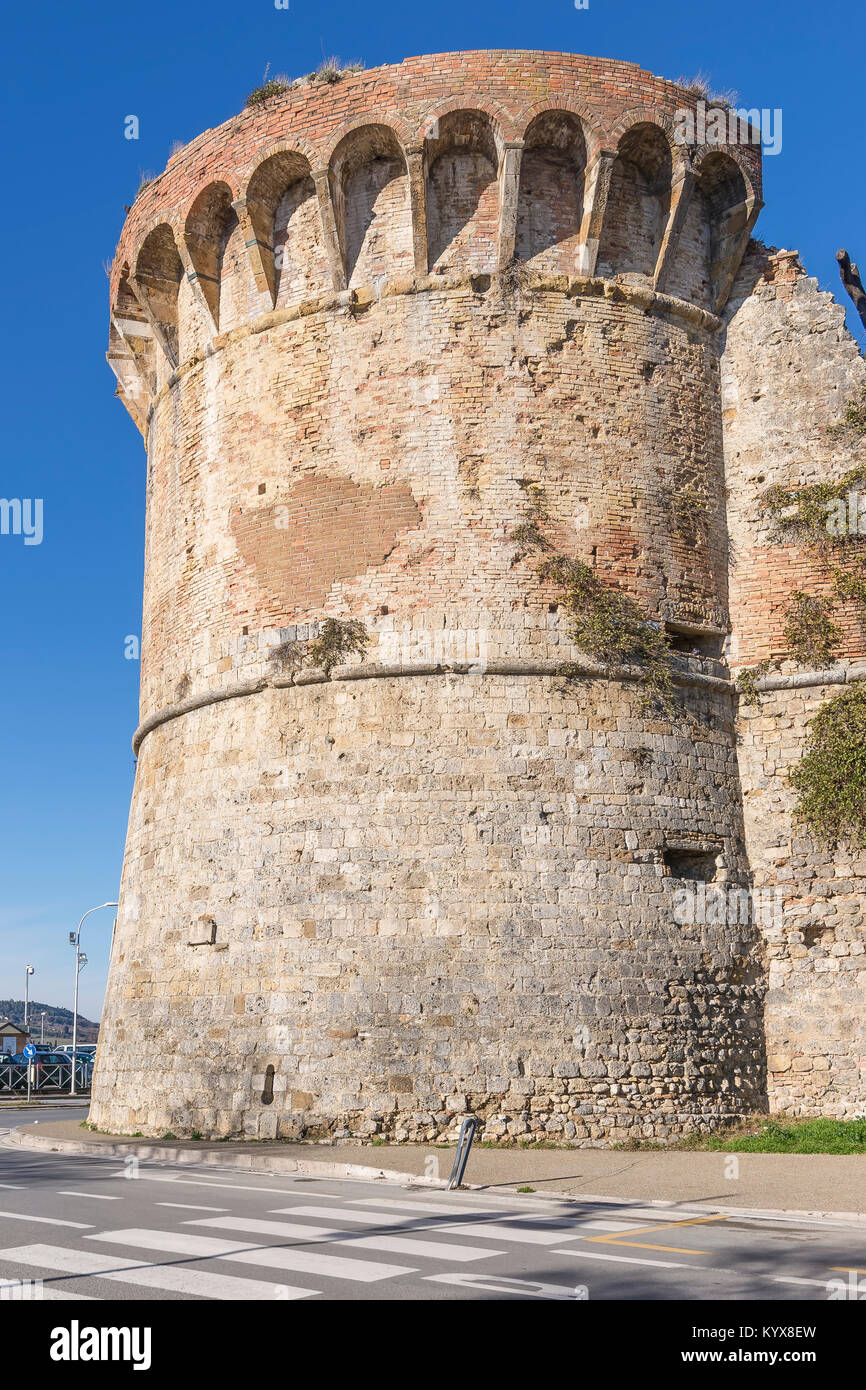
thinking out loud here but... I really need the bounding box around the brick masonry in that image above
[91,51,863,1141]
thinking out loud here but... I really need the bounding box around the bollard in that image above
[447,1116,478,1190]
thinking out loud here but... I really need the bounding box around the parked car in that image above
[9,1050,70,1066]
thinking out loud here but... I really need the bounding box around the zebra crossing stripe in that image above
[0,1210,92,1229]
[0,1243,316,1301]
[86,1228,414,1282]
[0,1272,96,1301]
[426,1272,581,1300]
[271,1205,421,1226]
[429,1219,581,1246]
[184,1214,502,1263]
[350,1197,505,1215]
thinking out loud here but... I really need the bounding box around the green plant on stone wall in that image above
[306,618,369,675]
[757,416,866,667]
[833,567,866,625]
[508,486,674,711]
[537,555,674,709]
[762,462,866,557]
[827,384,866,440]
[734,660,773,707]
[789,684,866,846]
[246,79,291,106]
[735,589,841,705]
[669,480,711,547]
[782,591,842,667]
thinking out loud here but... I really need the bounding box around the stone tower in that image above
[91,51,865,1142]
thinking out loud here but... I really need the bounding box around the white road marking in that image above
[435,1220,579,1246]
[58,1192,120,1201]
[574,1220,642,1233]
[351,1197,505,1216]
[0,1183,24,1190]
[272,1205,416,1226]
[0,1274,96,1301]
[110,1173,317,1197]
[0,1243,316,1301]
[774,1275,836,1289]
[426,1272,581,1300]
[560,1249,695,1269]
[157,1203,229,1212]
[278,1203,585,1239]
[185,1215,500,1263]
[0,1211,92,1229]
[87,1228,414,1283]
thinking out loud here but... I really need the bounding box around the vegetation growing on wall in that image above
[735,587,843,703]
[734,659,773,707]
[782,591,842,667]
[246,58,365,107]
[739,404,866,844]
[306,618,369,675]
[827,384,866,440]
[762,461,866,555]
[509,485,674,710]
[269,619,369,677]
[737,412,866,702]
[668,480,711,547]
[789,684,866,846]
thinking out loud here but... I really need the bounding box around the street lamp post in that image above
[40,1012,45,1043]
[70,902,117,1096]
[24,965,35,1033]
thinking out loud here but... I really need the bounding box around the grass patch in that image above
[703,1117,866,1154]
[618,1115,866,1153]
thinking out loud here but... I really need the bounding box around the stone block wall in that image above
[92,674,765,1142]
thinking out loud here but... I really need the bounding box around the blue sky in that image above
[1,0,862,1023]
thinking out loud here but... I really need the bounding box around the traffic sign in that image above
[23,1043,35,1059]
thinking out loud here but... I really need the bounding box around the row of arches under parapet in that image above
[109,104,760,410]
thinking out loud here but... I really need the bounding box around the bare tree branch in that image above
[837,248,866,332]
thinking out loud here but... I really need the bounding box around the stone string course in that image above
[90,50,864,1143]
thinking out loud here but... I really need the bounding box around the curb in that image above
[4,1125,449,1189]
[7,1126,866,1226]
[488,1181,866,1227]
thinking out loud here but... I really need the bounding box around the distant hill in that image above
[0,1000,99,1043]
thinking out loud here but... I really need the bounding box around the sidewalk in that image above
[9,1120,866,1221]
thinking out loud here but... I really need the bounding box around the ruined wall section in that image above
[721,244,866,1117]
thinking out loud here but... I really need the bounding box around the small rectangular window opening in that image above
[663,848,718,882]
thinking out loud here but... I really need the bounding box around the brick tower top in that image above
[108,50,762,430]
[109,49,769,733]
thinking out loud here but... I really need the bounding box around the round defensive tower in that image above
[91,51,768,1143]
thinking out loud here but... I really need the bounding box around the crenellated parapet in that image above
[107,51,761,427]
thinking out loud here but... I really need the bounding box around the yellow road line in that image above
[585,1211,731,1256]
[830,1266,866,1274]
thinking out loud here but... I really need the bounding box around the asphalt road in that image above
[0,1114,863,1301]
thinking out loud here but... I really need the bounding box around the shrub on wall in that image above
[789,684,866,846]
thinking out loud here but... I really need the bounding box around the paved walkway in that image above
[10,1120,866,1220]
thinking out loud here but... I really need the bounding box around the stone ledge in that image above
[132,659,735,755]
[746,665,866,695]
